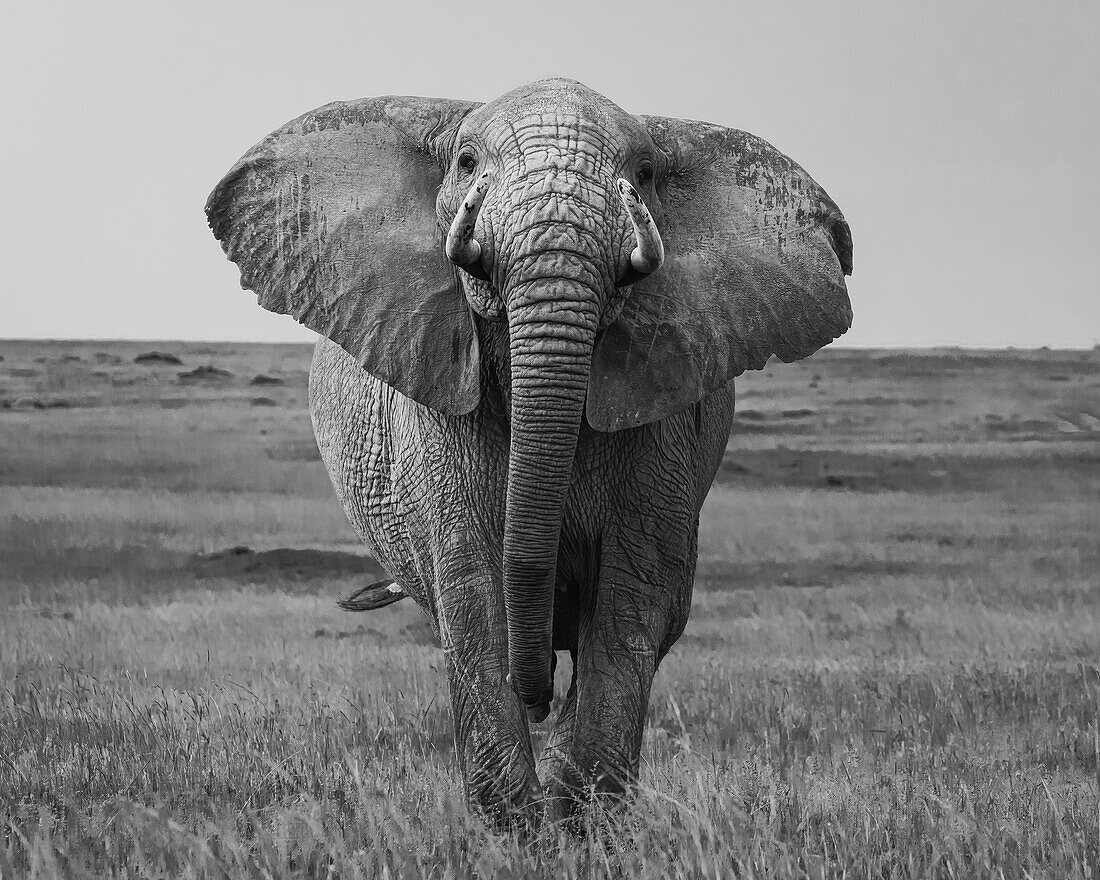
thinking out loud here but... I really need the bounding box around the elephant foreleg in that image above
[432,533,541,824]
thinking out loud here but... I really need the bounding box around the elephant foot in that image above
[539,731,637,825]
[465,756,542,830]
[539,758,585,826]
[540,761,636,831]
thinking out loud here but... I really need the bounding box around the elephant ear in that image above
[206,96,483,414]
[588,115,853,431]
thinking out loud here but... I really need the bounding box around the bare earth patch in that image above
[192,545,388,583]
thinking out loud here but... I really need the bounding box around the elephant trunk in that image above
[503,275,598,720]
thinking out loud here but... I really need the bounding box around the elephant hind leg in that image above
[534,566,586,789]
[537,653,650,828]
[535,658,582,819]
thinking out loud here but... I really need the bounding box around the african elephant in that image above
[206,78,852,822]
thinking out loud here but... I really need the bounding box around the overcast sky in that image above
[3,1,1097,347]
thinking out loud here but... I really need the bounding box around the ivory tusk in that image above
[617,178,664,277]
[445,171,490,268]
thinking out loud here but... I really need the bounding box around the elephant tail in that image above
[337,578,407,612]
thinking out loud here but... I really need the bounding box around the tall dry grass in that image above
[1,341,1098,876]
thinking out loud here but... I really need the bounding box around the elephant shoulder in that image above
[309,338,392,494]
[308,338,434,616]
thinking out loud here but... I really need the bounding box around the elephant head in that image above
[206,78,851,719]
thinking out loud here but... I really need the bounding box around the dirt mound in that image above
[135,351,183,366]
[5,396,77,410]
[9,396,42,410]
[732,415,815,436]
[250,374,285,386]
[177,365,232,384]
[192,545,388,583]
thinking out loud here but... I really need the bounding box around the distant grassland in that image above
[1,340,1098,878]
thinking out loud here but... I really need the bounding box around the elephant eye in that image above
[635,163,654,187]
[458,152,478,174]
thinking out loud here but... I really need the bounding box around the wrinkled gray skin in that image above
[310,339,727,819]
[207,78,852,823]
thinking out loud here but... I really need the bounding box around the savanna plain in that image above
[1,340,1098,878]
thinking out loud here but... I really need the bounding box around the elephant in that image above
[206,77,852,822]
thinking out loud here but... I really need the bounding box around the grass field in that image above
[1,340,1098,878]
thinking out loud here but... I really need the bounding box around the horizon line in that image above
[3,337,1097,354]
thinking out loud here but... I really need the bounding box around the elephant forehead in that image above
[491,113,630,167]
[482,78,616,115]
[472,80,641,147]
